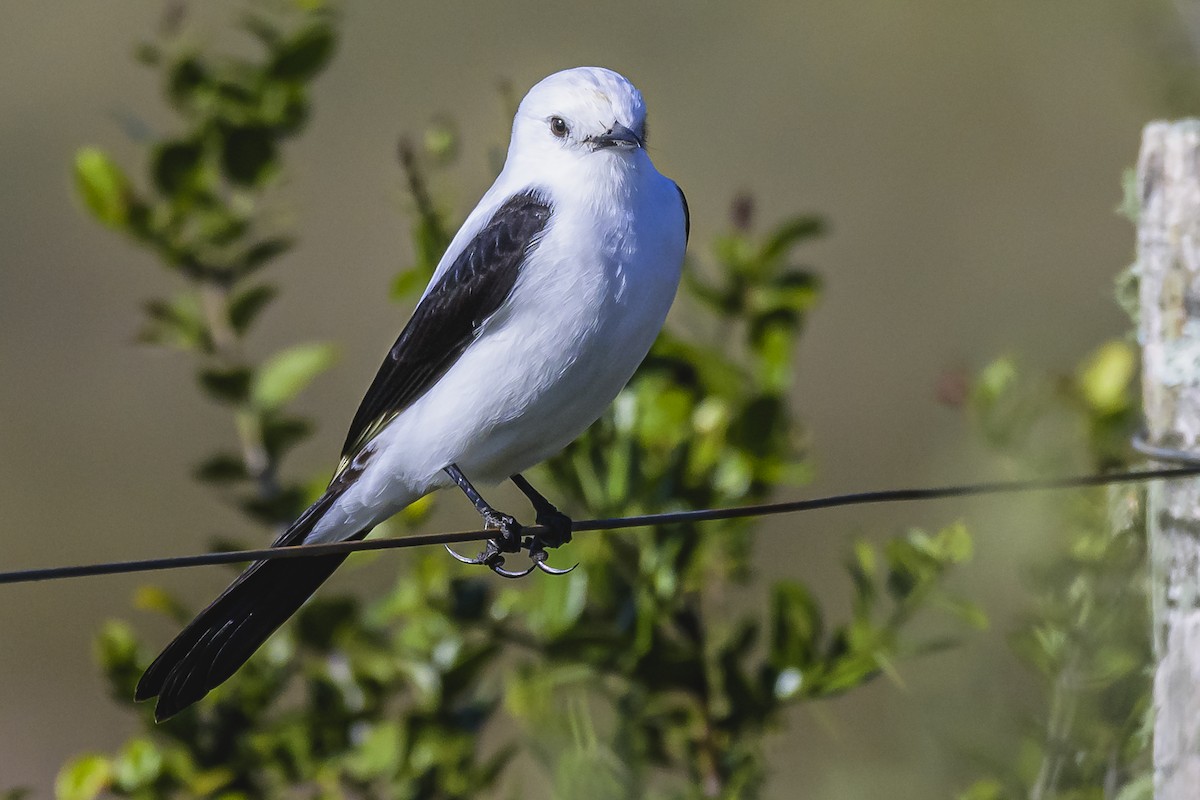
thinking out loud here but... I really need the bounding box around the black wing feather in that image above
[339,190,553,460]
[675,182,689,243]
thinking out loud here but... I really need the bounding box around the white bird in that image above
[136,66,689,720]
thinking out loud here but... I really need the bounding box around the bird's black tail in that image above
[135,490,367,721]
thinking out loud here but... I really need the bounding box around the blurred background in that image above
[1,0,1196,795]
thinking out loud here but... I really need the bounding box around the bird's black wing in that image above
[338,189,553,469]
[675,182,690,243]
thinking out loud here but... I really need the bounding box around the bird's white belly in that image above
[360,238,677,510]
[461,279,662,479]
[427,264,671,481]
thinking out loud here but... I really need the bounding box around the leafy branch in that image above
[72,1,339,530]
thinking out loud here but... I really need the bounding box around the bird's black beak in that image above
[590,121,643,150]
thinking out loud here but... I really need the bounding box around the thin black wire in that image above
[1130,431,1200,466]
[3,464,1199,587]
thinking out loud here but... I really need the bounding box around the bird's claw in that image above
[525,526,577,575]
[528,506,576,573]
[443,511,576,578]
[491,558,540,579]
[442,543,541,578]
[443,510,525,574]
[529,546,578,575]
[444,543,482,565]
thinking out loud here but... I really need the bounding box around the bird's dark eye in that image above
[549,116,569,138]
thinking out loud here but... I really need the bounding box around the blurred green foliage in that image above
[72,0,340,530]
[50,3,978,799]
[959,340,1150,800]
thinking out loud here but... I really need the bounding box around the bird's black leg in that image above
[443,464,533,578]
[511,473,576,575]
[511,474,573,545]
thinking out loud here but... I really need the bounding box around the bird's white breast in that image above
[350,158,686,515]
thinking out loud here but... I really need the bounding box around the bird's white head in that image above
[505,67,650,177]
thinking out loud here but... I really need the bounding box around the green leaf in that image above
[132,585,190,623]
[1089,645,1141,684]
[93,619,144,700]
[424,118,459,164]
[818,651,881,695]
[195,206,248,247]
[73,148,132,229]
[411,208,452,274]
[112,738,162,791]
[237,237,293,276]
[240,485,307,524]
[1078,339,1136,415]
[682,269,737,315]
[884,538,933,601]
[770,580,823,671]
[759,215,825,266]
[295,596,359,650]
[749,316,795,391]
[729,395,786,457]
[95,620,138,672]
[634,382,693,450]
[193,452,249,484]
[931,521,973,564]
[398,492,437,527]
[55,755,111,800]
[151,139,204,195]
[646,332,747,395]
[753,269,821,315]
[221,126,278,186]
[391,266,430,300]
[228,284,277,334]
[524,569,589,637]
[260,413,313,460]
[712,232,755,273]
[957,778,1005,800]
[198,365,254,404]
[252,343,336,410]
[185,767,235,796]
[938,597,988,631]
[973,356,1018,408]
[166,56,208,109]
[344,721,404,780]
[1114,774,1154,800]
[242,13,282,47]
[847,541,879,616]
[139,294,212,352]
[269,24,336,80]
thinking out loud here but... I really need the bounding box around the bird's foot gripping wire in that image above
[442,464,575,578]
[445,509,537,578]
[445,513,579,578]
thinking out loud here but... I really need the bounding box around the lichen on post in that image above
[1137,119,1200,798]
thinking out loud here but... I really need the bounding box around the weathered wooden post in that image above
[1138,120,1200,798]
